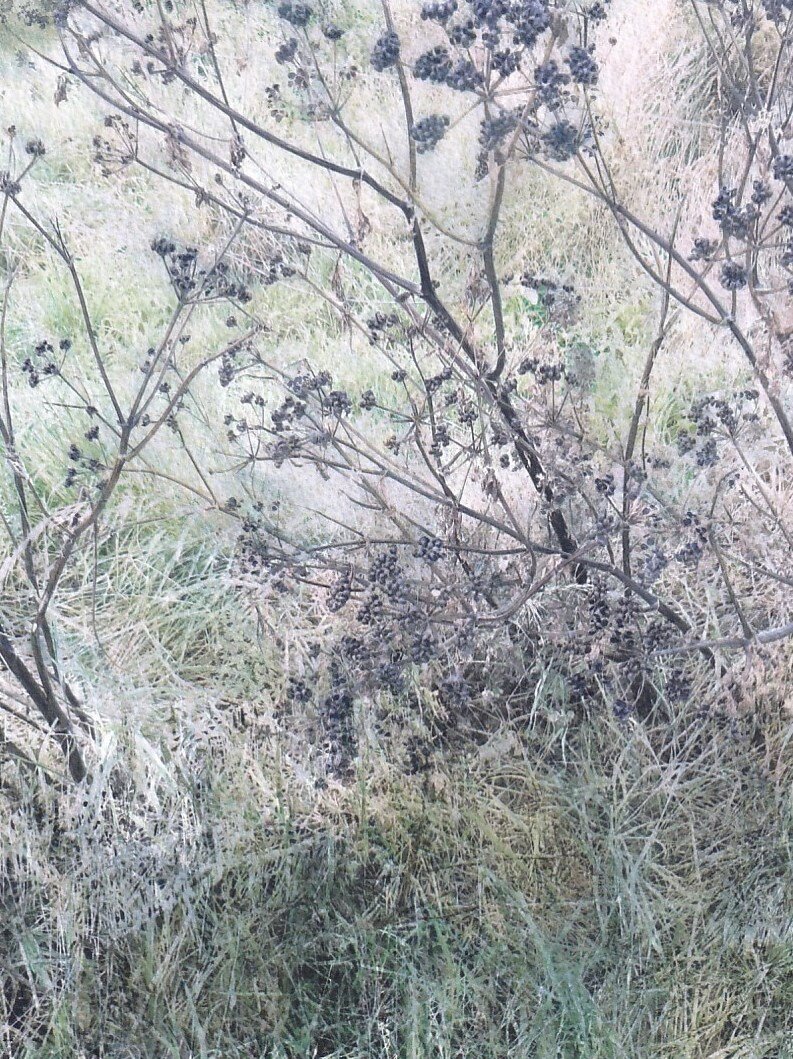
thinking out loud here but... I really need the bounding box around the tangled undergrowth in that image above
[2,655,791,1058]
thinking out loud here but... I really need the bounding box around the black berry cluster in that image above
[449,18,476,46]
[711,186,757,240]
[479,109,520,151]
[151,239,252,303]
[275,38,298,64]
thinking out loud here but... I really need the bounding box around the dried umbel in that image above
[371,29,400,71]
[410,114,451,152]
[277,2,314,28]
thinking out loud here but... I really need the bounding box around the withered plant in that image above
[2,0,793,780]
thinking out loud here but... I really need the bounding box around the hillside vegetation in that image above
[1,1,791,1056]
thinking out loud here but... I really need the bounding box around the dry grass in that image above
[1,2,792,1057]
[2,666,791,1058]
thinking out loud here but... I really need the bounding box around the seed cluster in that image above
[566,46,598,86]
[534,60,569,107]
[320,663,356,774]
[370,30,400,71]
[479,109,521,151]
[415,535,444,562]
[542,120,580,161]
[772,154,793,182]
[411,115,451,153]
[414,45,454,83]
[421,0,459,22]
[276,2,313,27]
[446,59,484,92]
[151,239,253,304]
[21,339,64,389]
[275,37,298,64]
[720,261,747,291]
